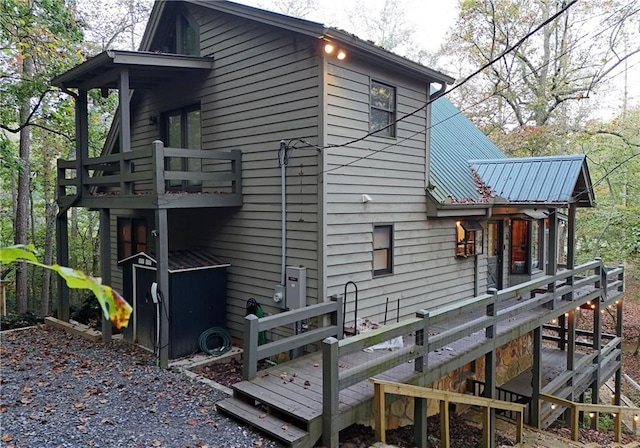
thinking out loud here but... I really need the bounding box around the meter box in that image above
[285,266,306,310]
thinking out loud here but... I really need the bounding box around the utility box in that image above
[285,266,306,310]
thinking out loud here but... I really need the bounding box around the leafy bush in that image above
[70,293,101,329]
[0,311,41,330]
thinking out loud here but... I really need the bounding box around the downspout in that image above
[279,141,288,287]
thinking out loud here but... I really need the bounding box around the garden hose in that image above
[198,327,232,356]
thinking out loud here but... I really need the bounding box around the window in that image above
[178,16,199,56]
[370,81,396,137]
[373,225,393,276]
[455,220,483,257]
[510,219,544,274]
[118,218,147,260]
[163,105,202,192]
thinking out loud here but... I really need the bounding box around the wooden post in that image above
[231,149,242,195]
[331,294,344,340]
[119,68,131,195]
[100,209,112,342]
[570,406,579,441]
[484,289,497,447]
[414,310,429,448]
[614,411,622,442]
[373,382,386,443]
[531,326,542,428]
[567,309,577,422]
[615,293,623,410]
[440,399,450,448]
[243,314,259,380]
[152,140,165,196]
[77,90,89,197]
[56,210,70,322]
[563,204,576,302]
[558,313,566,350]
[322,337,339,448]
[155,208,170,368]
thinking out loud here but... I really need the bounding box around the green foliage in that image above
[0,311,41,330]
[0,244,132,328]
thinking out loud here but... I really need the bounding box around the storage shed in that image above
[118,250,229,359]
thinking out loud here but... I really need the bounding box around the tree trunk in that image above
[15,54,34,314]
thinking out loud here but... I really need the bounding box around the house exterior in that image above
[53,0,594,369]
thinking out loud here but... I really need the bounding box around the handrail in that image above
[539,393,640,442]
[242,295,343,380]
[371,378,525,448]
[320,259,624,448]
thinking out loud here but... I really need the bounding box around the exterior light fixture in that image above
[634,414,639,422]
[589,412,596,418]
[551,404,556,410]
[324,43,335,54]
[337,50,346,60]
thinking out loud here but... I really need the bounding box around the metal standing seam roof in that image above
[429,96,507,203]
[117,250,230,273]
[469,155,595,207]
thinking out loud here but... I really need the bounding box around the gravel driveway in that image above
[0,325,283,448]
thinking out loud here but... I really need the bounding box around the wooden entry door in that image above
[487,221,503,291]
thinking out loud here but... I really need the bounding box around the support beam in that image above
[119,68,132,195]
[100,209,112,341]
[414,310,429,448]
[76,90,89,197]
[531,326,542,428]
[55,211,69,322]
[484,292,497,447]
[155,208,170,367]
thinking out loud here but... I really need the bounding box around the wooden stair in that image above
[216,379,322,448]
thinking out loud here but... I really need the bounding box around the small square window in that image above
[118,218,147,260]
[456,220,483,257]
[373,225,393,276]
[370,81,396,137]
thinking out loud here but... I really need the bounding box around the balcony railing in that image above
[57,141,242,210]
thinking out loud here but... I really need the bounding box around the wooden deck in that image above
[216,261,625,447]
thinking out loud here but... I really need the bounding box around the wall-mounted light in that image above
[323,40,347,61]
[362,194,372,203]
[148,116,158,127]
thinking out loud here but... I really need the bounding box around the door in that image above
[487,221,503,291]
[134,265,158,352]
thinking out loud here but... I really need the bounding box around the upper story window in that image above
[163,105,202,192]
[118,218,147,260]
[373,224,393,276]
[370,80,396,137]
[161,13,199,55]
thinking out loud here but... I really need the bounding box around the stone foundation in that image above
[363,332,534,429]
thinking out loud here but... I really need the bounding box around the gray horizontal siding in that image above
[323,57,484,326]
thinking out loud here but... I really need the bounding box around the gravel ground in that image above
[0,325,283,448]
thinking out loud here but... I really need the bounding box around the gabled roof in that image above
[429,96,507,204]
[142,0,454,85]
[469,155,594,207]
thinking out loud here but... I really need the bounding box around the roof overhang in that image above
[184,0,454,85]
[51,50,214,90]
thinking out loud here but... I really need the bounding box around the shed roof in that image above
[429,96,507,203]
[118,250,229,273]
[469,155,594,207]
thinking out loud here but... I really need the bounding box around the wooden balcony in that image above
[57,141,242,211]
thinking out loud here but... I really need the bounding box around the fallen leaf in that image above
[254,440,263,447]
[1,434,13,443]
[22,386,32,393]
[149,407,157,413]
[20,398,32,404]
[313,363,319,367]
[73,402,84,409]
[152,440,161,447]
[281,424,288,431]
[186,418,197,426]
[258,413,266,419]
[304,380,311,386]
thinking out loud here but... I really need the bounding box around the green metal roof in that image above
[429,96,506,203]
[469,155,595,207]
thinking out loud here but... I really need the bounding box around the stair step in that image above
[217,397,309,447]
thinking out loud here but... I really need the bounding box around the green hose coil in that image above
[198,327,232,356]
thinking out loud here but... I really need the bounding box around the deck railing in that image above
[242,295,344,380]
[320,259,624,448]
[539,393,640,442]
[57,141,242,207]
[371,378,525,448]
[469,379,532,422]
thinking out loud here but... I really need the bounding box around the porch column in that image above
[546,209,558,311]
[155,208,170,368]
[76,90,89,197]
[563,204,576,302]
[567,308,577,419]
[530,326,542,428]
[119,68,132,195]
[55,210,70,322]
[484,291,497,446]
[100,209,112,342]
[614,296,623,407]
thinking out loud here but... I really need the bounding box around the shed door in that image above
[487,221,503,291]
[134,266,157,352]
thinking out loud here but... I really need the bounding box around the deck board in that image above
[229,282,623,443]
